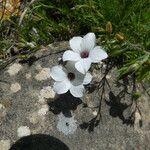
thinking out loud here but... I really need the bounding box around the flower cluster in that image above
[50,33,108,98]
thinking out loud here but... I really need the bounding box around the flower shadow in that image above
[105,91,143,127]
[105,91,133,125]
[105,75,143,127]
[47,92,82,117]
[79,61,142,132]
[9,134,70,150]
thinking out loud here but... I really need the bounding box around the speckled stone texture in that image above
[0,41,150,150]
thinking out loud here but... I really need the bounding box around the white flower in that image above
[63,32,108,74]
[50,62,92,97]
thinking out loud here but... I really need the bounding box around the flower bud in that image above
[115,32,125,41]
[106,21,112,33]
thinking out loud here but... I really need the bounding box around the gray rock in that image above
[0,41,150,150]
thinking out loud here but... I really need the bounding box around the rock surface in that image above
[0,41,150,150]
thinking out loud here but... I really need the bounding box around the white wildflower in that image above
[63,32,108,74]
[50,62,92,97]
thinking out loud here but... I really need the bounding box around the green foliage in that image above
[0,0,150,83]
[132,91,142,100]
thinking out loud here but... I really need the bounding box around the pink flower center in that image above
[80,51,89,58]
[67,72,75,81]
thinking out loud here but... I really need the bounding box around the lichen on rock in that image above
[7,63,22,76]
[0,140,11,150]
[35,68,51,81]
[17,126,31,138]
[10,82,21,93]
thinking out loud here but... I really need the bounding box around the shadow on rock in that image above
[19,56,37,66]
[47,92,82,117]
[80,117,100,132]
[105,91,134,126]
[9,134,70,150]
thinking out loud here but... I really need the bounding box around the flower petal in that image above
[63,50,81,62]
[53,80,71,94]
[65,61,85,86]
[89,46,108,63]
[81,33,96,51]
[70,85,85,97]
[69,37,83,53]
[71,72,84,86]
[65,61,76,71]
[50,66,67,81]
[83,72,92,85]
[75,58,91,74]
